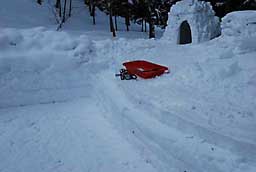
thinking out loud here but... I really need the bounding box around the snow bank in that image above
[0,28,97,108]
[221,11,256,37]
[220,11,256,54]
[0,27,96,72]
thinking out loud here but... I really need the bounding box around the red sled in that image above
[123,60,169,79]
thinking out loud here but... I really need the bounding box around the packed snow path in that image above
[0,97,157,172]
[1,28,256,172]
[1,69,255,172]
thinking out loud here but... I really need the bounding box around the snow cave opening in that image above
[179,21,192,44]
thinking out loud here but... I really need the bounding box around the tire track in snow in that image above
[122,91,256,165]
[93,72,230,172]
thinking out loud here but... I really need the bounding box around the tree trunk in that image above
[62,0,67,23]
[141,20,144,32]
[89,0,96,25]
[92,5,96,25]
[125,16,130,31]
[114,15,118,31]
[147,4,155,38]
[144,19,147,32]
[55,0,62,17]
[69,0,72,17]
[55,0,60,8]
[149,19,155,38]
[125,9,130,31]
[109,2,116,37]
[89,0,92,13]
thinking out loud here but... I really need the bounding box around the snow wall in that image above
[162,0,221,44]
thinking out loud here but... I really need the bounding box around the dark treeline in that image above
[37,0,256,38]
[83,0,255,38]
[205,0,256,18]
[82,0,179,38]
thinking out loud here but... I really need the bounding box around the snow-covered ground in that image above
[0,1,256,172]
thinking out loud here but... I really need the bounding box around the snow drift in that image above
[221,10,256,37]
[0,27,97,108]
[221,11,256,54]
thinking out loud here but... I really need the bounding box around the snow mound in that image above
[163,0,220,44]
[221,11,256,37]
[0,28,96,108]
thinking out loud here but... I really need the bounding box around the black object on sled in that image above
[115,69,137,80]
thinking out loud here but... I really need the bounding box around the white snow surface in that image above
[163,0,221,44]
[0,1,256,172]
[221,10,256,37]
[0,0,53,28]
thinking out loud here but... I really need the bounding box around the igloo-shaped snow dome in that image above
[162,0,221,44]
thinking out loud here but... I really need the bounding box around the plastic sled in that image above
[123,60,169,79]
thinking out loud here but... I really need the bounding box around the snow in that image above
[221,11,256,54]
[1,0,256,172]
[0,27,95,108]
[0,99,156,172]
[0,0,53,28]
[221,11,256,37]
[163,0,221,44]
